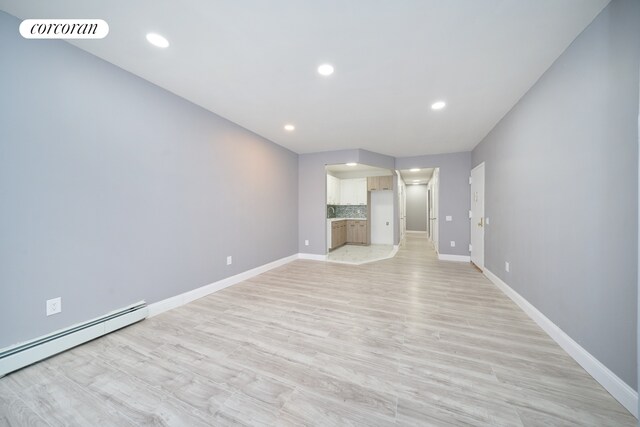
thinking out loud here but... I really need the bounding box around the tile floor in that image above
[326,244,395,264]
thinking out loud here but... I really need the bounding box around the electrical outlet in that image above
[505,261,510,272]
[226,256,232,265]
[46,297,61,316]
[450,241,455,247]
[304,240,309,246]
[445,216,452,222]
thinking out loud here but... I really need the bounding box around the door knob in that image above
[478,217,484,227]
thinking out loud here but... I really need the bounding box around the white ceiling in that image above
[400,168,434,184]
[1,0,609,157]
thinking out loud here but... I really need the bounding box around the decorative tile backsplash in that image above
[327,205,367,219]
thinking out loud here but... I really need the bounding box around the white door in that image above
[428,169,439,252]
[399,181,406,240]
[370,191,394,244]
[470,163,485,269]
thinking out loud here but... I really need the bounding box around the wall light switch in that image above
[46,297,61,316]
[304,240,309,246]
[505,261,510,272]
[486,217,490,225]
[445,216,452,222]
[450,241,455,247]
[227,256,232,265]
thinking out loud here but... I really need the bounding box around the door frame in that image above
[470,162,485,270]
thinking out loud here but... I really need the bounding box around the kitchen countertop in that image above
[327,218,367,222]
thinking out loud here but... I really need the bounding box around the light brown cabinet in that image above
[331,219,368,249]
[347,221,357,243]
[367,176,378,191]
[347,220,368,245]
[367,175,393,191]
[331,220,347,249]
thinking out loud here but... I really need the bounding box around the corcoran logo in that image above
[19,19,109,39]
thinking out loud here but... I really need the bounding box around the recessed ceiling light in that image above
[346,162,357,166]
[413,180,420,183]
[431,101,446,110]
[146,33,169,48]
[284,124,295,131]
[317,64,334,76]
[410,168,420,172]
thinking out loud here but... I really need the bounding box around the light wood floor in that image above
[0,234,635,426]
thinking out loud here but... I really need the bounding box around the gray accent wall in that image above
[406,185,428,232]
[0,12,298,349]
[396,153,472,257]
[472,0,640,389]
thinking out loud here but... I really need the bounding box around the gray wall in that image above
[0,11,298,348]
[396,153,472,256]
[472,0,639,389]
[406,185,428,231]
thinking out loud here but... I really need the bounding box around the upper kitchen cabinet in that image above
[367,175,393,191]
[340,178,367,205]
[327,174,341,205]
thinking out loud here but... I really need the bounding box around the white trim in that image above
[484,268,638,418]
[471,161,485,173]
[406,230,427,234]
[438,254,471,262]
[0,302,147,377]
[298,253,328,261]
[148,254,298,317]
[150,245,411,318]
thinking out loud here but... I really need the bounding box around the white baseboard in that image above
[484,268,638,418]
[406,230,427,234]
[0,302,147,377]
[148,254,298,317]
[391,244,400,257]
[298,253,328,261]
[438,254,471,262]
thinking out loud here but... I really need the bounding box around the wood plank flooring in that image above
[0,234,635,426]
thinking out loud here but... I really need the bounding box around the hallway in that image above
[0,234,634,425]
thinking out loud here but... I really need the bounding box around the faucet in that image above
[328,206,336,216]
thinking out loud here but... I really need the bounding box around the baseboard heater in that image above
[0,301,148,378]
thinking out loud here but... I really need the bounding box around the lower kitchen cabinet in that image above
[331,220,347,249]
[330,219,368,250]
[347,220,368,245]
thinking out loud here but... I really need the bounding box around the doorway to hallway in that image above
[399,168,439,253]
[470,162,485,270]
